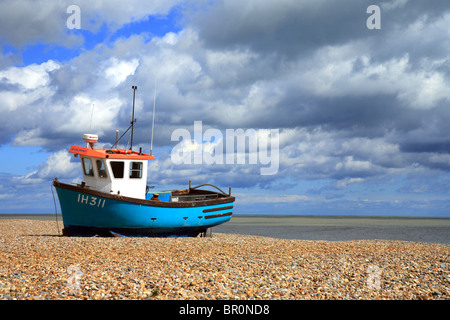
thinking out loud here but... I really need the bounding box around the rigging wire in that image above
[51,181,61,236]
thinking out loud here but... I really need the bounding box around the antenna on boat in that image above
[114,130,119,147]
[89,103,95,131]
[150,77,157,156]
[86,103,95,148]
[130,85,137,151]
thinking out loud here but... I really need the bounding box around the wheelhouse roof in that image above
[69,145,155,160]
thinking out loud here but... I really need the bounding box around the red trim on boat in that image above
[69,145,155,160]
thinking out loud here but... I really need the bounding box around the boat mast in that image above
[130,85,137,150]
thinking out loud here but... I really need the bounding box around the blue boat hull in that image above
[53,181,234,237]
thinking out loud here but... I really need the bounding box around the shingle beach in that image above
[0,219,448,300]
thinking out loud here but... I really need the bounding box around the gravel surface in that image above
[0,219,448,300]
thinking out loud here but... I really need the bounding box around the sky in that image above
[0,0,449,216]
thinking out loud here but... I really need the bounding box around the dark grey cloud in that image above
[0,0,184,50]
[188,0,372,58]
[189,0,450,61]
[0,1,68,48]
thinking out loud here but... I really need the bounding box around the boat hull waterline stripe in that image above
[204,212,233,220]
[202,205,234,213]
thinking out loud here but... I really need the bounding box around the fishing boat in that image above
[52,86,235,237]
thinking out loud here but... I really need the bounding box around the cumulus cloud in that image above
[0,60,60,89]
[103,58,139,88]
[1,0,450,214]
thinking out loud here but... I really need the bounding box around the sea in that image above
[1,214,449,245]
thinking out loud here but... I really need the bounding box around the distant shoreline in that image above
[1,213,449,244]
[1,213,449,227]
[214,214,450,244]
[1,213,450,219]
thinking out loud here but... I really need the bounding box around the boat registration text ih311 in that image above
[77,194,106,208]
[53,85,235,237]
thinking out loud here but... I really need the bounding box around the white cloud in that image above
[12,128,48,146]
[334,178,365,189]
[54,94,123,136]
[0,86,53,112]
[0,60,60,89]
[35,149,79,179]
[277,127,408,183]
[8,149,79,189]
[381,0,409,11]
[301,50,450,109]
[103,58,140,87]
[0,60,60,112]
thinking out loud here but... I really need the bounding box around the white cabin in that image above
[70,134,154,199]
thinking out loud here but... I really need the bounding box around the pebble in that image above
[0,219,448,300]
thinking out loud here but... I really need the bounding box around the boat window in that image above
[82,158,94,176]
[130,161,143,179]
[96,160,107,178]
[110,161,124,178]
